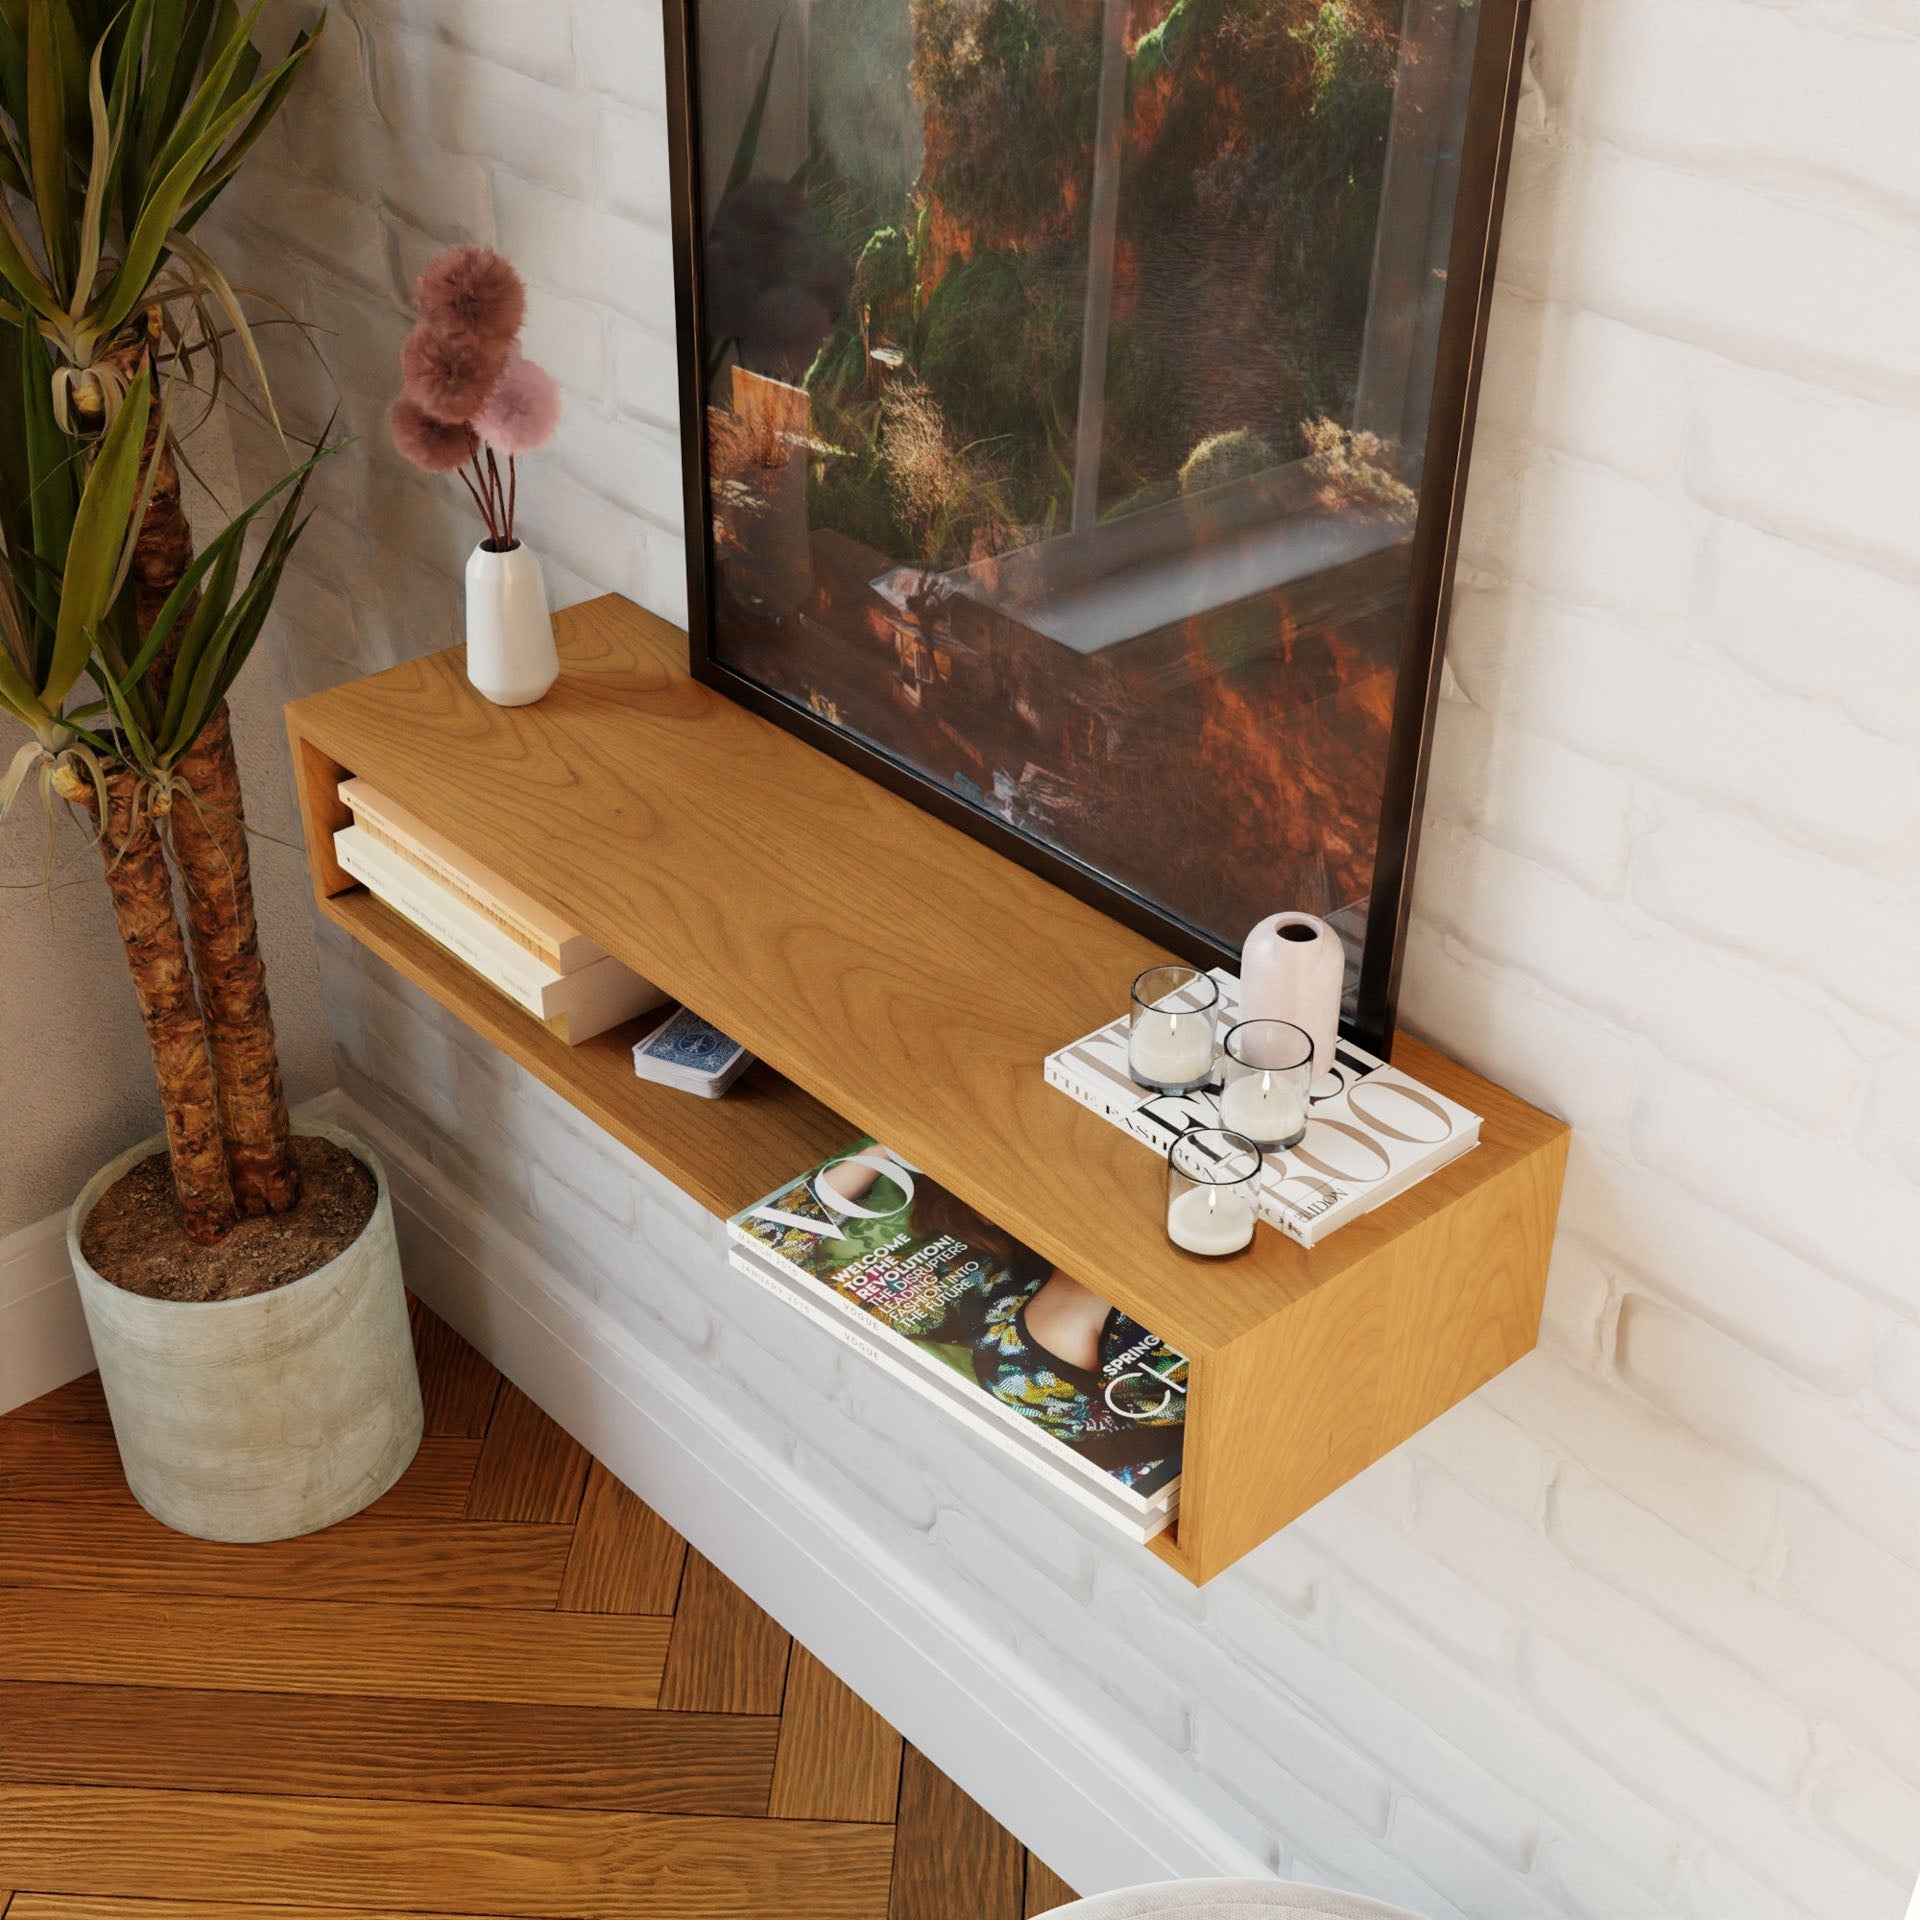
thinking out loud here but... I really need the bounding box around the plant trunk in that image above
[94,316,300,1215]
[82,770,239,1245]
[170,704,298,1216]
[91,317,192,698]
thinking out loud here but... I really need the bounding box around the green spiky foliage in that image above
[0,317,329,798]
[0,0,323,422]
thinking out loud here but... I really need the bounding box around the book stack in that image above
[1046,968,1481,1248]
[333,779,665,1044]
[730,1139,1185,1542]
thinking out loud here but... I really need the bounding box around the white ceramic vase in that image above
[1240,911,1346,1092]
[67,1118,423,1543]
[465,538,558,706]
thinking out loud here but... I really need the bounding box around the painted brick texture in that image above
[218,1,1920,1914]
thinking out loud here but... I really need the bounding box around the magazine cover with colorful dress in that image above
[729,1139,1186,1503]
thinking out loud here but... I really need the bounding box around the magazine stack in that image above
[729,1139,1186,1543]
[332,778,664,1043]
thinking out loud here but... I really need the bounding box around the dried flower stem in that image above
[458,461,501,545]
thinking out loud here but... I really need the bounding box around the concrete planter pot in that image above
[67,1118,422,1543]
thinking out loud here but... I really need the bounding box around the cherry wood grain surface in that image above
[285,594,1570,1580]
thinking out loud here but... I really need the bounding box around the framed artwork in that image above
[664,0,1530,1057]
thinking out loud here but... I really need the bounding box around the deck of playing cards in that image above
[632,1008,754,1098]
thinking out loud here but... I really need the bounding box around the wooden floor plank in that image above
[770,1646,903,1824]
[889,1746,1023,1920]
[2,1375,109,1424]
[558,1463,687,1615]
[0,1508,571,1607]
[409,1296,501,1439]
[1024,1853,1079,1916]
[9,1903,559,1920]
[657,1552,791,1716]
[8,1903,558,1920]
[1,1681,778,1817]
[463,1384,590,1526]
[0,1588,668,1710]
[0,1785,897,1920]
[0,1422,480,1519]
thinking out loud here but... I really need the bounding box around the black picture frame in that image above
[662,0,1532,1061]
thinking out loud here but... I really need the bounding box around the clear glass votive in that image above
[1165,1127,1261,1258]
[1218,1019,1313,1149]
[1128,965,1219,1093]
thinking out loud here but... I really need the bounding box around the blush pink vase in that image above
[1240,911,1345,1090]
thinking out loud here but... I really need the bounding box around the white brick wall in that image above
[219,1,1920,1913]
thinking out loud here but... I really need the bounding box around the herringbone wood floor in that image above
[0,1298,1080,1920]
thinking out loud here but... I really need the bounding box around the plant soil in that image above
[81,1137,376,1302]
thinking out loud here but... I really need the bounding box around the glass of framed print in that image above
[663,0,1531,1058]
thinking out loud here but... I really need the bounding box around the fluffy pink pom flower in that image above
[416,246,527,351]
[389,394,479,473]
[473,352,562,456]
[400,321,508,425]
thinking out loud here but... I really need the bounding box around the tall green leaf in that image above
[96,31,306,334]
[24,0,72,289]
[46,359,146,705]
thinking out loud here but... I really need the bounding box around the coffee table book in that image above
[1046,970,1482,1249]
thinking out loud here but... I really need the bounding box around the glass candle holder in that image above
[1218,1019,1313,1149]
[1165,1127,1261,1257]
[1128,965,1219,1093]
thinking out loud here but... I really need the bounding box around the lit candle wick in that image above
[1260,1069,1271,1096]
[1206,1190,1217,1217]
[1167,1013,1179,1039]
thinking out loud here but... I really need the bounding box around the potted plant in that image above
[0,0,422,1540]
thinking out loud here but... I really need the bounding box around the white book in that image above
[727,1241,1174,1543]
[724,1217,1176,1524]
[337,778,606,973]
[1046,968,1481,1249]
[335,825,664,1044]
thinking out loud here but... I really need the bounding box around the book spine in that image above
[335,829,549,1015]
[351,816,568,970]
[727,1249,1167,1542]
[539,954,665,1042]
[724,1221,1169,1518]
[340,780,605,972]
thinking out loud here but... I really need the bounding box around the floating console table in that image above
[286,595,1569,1584]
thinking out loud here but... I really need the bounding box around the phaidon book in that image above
[728,1140,1186,1542]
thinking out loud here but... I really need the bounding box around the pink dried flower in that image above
[400,321,508,424]
[473,353,562,456]
[389,394,479,473]
[415,246,526,351]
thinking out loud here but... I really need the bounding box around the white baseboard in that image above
[339,1093,1266,1898]
[0,1208,93,1415]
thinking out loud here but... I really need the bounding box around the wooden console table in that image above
[286,595,1568,1584]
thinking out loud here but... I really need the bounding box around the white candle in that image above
[1219,1068,1307,1147]
[1129,1010,1214,1089]
[1166,1182,1255,1257]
